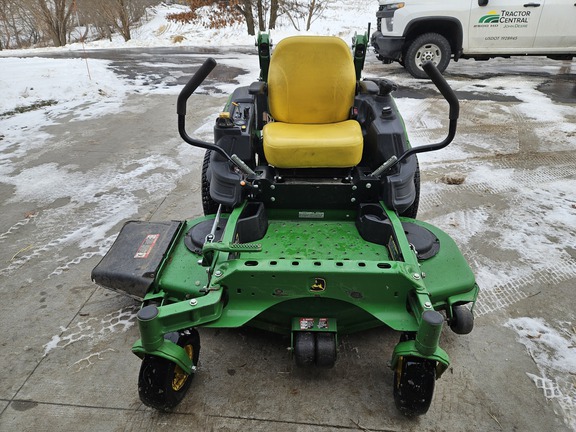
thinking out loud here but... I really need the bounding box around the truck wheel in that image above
[404,33,451,79]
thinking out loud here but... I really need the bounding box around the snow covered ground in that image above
[1,1,576,428]
[0,1,375,158]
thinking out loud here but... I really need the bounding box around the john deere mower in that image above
[92,32,478,416]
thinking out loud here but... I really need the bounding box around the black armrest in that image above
[249,81,269,131]
[249,81,268,95]
[358,80,379,95]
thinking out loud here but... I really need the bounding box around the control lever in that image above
[370,155,398,177]
[178,58,258,178]
[376,61,459,172]
[231,154,257,176]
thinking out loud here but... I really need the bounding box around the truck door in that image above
[468,0,544,52]
[533,0,576,50]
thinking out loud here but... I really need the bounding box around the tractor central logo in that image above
[479,11,499,24]
[476,9,531,28]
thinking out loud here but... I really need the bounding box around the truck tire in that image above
[404,33,451,79]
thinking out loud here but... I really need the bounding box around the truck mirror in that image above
[478,0,489,6]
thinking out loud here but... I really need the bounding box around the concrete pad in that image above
[1,52,575,431]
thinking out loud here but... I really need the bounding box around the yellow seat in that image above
[263,36,363,168]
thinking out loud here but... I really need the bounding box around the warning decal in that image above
[299,318,315,330]
[134,234,160,259]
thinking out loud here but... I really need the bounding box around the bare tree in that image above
[0,0,20,49]
[76,0,152,42]
[256,0,265,31]
[0,0,154,48]
[235,0,277,34]
[280,0,332,31]
[268,0,279,29]
[25,0,75,47]
[235,0,256,35]
[0,0,43,49]
[167,0,288,36]
[75,0,112,41]
[305,0,326,31]
[97,0,151,42]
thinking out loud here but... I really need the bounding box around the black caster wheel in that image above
[138,328,200,411]
[294,332,337,368]
[393,356,436,417]
[315,332,337,368]
[294,331,315,367]
[449,304,474,335]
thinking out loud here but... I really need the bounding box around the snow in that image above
[0,1,375,143]
[505,317,576,429]
[0,57,125,115]
[1,1,576,424]
[0,58,128,161]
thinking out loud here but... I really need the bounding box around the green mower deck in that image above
[126,202,476,374]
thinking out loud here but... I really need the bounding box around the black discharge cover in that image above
[184,218,227,254]
[402,222,440,260]
[91,221,182,298]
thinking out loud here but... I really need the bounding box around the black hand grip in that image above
[177,57,217,116]
[383,61,459,171]
[422,61,459,120]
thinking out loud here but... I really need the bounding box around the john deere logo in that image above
[311,278,326,292]
[479,11,499,23]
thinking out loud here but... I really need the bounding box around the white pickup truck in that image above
[370,0,576,78]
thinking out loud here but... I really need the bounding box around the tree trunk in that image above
[235,0,255,36]
[306,0,316,31]
[268,0,278,29]
[257,0,265,31]
[117,0,131,42]
[36,0,73,46]
[0,5,11,48]
[11,14,24,47]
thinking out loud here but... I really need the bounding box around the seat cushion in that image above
[263,120,363,168]
[267,36,356,124]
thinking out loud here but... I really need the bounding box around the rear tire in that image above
[201,150,219,216]
[404,33,451,79]
[400,157,420,219]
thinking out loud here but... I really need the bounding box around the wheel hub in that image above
[416,44,441,69]
[172,344,193,391]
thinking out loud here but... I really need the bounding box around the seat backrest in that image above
[267,36,356,125]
